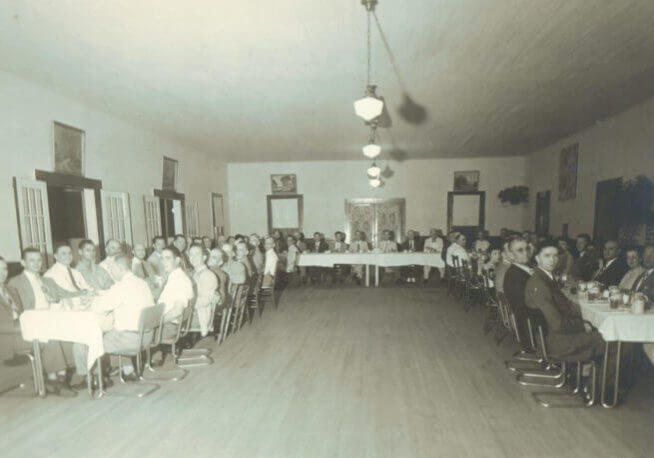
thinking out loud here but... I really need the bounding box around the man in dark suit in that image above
[525,241,604,361]
[592,240,628,287]
[632,245,654,301]
[570,233,600,282]
[7,248,76,396]
[502,237,534,350]
[400,230,423,283]
[308,232,328,284]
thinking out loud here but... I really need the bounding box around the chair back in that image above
[231,283,250,309]
[137,303,165,350]
[526,308,549,359]
[495,291,511,329]
[178,301,195,339]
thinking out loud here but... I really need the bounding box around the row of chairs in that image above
[446,256,597,408]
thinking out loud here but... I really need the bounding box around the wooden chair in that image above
[218,284,249,343]
[462,260,483,311]
[142,303,190,382]
[177,300,218,367]
[104,304,165,398]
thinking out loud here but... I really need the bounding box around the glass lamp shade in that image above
[369,177,382,188]
[367,165,381,177]
[362,143,381,158]
[354,96,384,121]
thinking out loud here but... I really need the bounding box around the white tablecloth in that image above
[20,310,105,370]
[569,295,654,342]
[297,252,445,268]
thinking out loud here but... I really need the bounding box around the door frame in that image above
[34,169,105,257]
[446,191,485,236]
[345,197,406,245]
[154,188,186,239]
[593,177,623,243]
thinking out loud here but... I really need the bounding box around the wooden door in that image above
[594,178,622,244]
[535,190,551,235]
[13,177,54,263]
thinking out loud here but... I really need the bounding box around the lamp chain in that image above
[366,8,371,86]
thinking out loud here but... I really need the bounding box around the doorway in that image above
[594,177,623,244]
[345,198,405,246]
[154,189,186,240]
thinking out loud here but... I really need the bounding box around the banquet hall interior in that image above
[2,1,654,457]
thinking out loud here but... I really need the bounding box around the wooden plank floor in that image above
[1,285,654,458]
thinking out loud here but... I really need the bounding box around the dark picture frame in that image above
[271,174,297,194]
[267,194,303,234]
[162,156,178,191]
[53,121,85,176]
[453,170,480,192]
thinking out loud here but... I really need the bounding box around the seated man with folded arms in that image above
[76,239,114,291]
[100,239,123,282]
[7,248,76,396]
[423,229,445,283]
[262,236,279,288]
[619,248,645,291]
[71,253,154,385]
[349,230,370,285]
[147,235,167,276]
[188,244,219,337]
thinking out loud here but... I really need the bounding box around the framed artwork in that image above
[162,156,178,191]
[453,171,480,192]
[271,174,297,194]
[267,194,303,234]
[53,121,85,176]
[558,143,579,201]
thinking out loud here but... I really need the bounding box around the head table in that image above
[297,252,445,287]
[565,289,654,407]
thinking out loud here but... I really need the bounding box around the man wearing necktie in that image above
[44,245,92,304]
[592,240,628,286]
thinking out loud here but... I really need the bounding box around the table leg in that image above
[375,266,379,287]
[31,340,46,397]
[365,265,370,287]
[601,341,622,408]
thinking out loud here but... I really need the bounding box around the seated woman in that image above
[619,248,645,291]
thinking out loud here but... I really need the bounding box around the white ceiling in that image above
[2,0,654,162]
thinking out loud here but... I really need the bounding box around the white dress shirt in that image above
[378,240,398,253]
[192,266,218,309]
[424,237,443,253]
[158,268,194,322]
[91,272,154,331]
[619,266,645,290]
[99,256,121,282]
[446,243,469,267]
[264,249,279,276]
[350,240,369,253]
[23,271,51,310]
[44,262,90,292]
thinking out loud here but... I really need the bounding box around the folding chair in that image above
[0,350,38,397]
[516,315,568,388]
[177,303,216,367]
[142,304,190,382]
[104,304,165,398]
[481,271,499,335]
[258,271,278,314]
[462,260,483,311]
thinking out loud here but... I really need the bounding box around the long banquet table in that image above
[566,291,654,407]
[20,309,106,398]
[297,252,445,286]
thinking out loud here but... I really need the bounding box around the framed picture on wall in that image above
[271,174,297,194]
[53,121,85,176]
[162,156,178,191]
[558,143,579,201]
[453,171,480,192]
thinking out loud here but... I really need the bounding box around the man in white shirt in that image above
[188,244,219,337]
[349,231,370,285]
[147,235,167,276]
[99,239,123,282]
[158,246,195,338]
[263,237,279,287]
[71,253,155,386]
[378,230,398,253]
[423,228,445,282]
[446,233,469,268]
[44,244,93,307]
[76,239,114,291]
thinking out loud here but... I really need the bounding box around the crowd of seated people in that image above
[447,228,654,402]
[2,225,653,400]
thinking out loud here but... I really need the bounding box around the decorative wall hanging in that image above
[53,121,85,176]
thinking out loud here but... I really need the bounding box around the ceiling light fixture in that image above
[362,125,381,158]
[369,177,382,188]
[354,0,384,122]
[367,162,381,178]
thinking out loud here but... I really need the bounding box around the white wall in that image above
[0,70,228,260]
[228,157,527,238]
[524,96,654,236]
